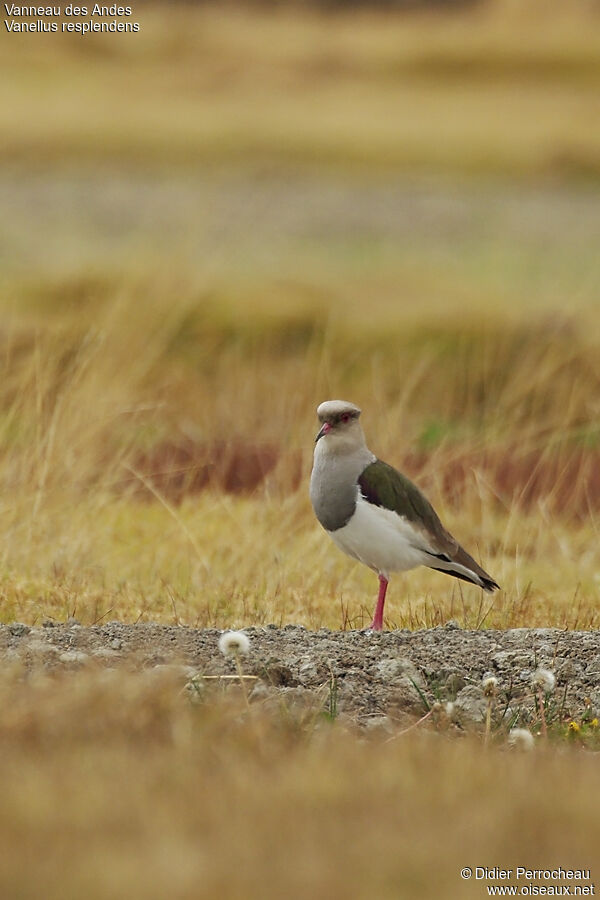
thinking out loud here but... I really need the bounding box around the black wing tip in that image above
[480,576,501,593]
[430,566,500,592]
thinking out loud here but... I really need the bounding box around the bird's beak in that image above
[315,422,331,443]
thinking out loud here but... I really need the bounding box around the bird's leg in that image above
[370,574,388,631]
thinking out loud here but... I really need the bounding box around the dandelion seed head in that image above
[218,630,250,658]
[531,668,556,693]
[430,701,443,719]
[508,728,535,751]
[482,675,498,698]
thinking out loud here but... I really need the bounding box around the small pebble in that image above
[59,651,89,665]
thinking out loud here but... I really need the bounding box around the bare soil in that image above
[2,622,599,728]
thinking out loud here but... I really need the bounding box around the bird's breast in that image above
[310,472,358,532]
[310,442,376,532]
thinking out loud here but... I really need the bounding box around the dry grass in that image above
[0,230,598,629]
[2,1,600,174]
[0,666,598,900]
[1,4,599,893]
[0,285,598,630]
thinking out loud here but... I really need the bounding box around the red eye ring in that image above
[341,413,350,423]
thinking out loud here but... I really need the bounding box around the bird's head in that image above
[315,400,363,446]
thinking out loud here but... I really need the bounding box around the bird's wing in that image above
[358,459,457,556]
[358,459,499,590]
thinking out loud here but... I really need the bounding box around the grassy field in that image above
[1,2,600,896]
[1,171,599,631]
[2,0,600,174]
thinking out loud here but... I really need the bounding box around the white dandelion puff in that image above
[482,676,498,744]
[482,675,499,698]
[218,630,250,658]
[508,728,535,751]
[531,668,556,694]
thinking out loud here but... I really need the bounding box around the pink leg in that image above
[369,574,388,631]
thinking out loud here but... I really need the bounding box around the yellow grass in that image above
[0,279,598,630]
[0,667,598,900]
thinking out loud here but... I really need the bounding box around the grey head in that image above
[314,399,363,446]
[310,400,375,531]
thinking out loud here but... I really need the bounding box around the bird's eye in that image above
[341,413,350,423]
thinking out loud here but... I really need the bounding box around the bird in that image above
[309,400,499,631]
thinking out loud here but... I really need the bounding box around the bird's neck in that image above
[312,434,375,470]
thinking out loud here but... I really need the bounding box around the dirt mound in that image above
[2,623,599,729]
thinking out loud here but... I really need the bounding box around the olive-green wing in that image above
[358,459,499,590]
[358,459,456,554]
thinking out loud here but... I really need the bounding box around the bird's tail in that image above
[427,545,500,593]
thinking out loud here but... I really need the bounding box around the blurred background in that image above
[0,0,599,627]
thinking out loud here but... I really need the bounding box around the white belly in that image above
[328,495,431,578]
